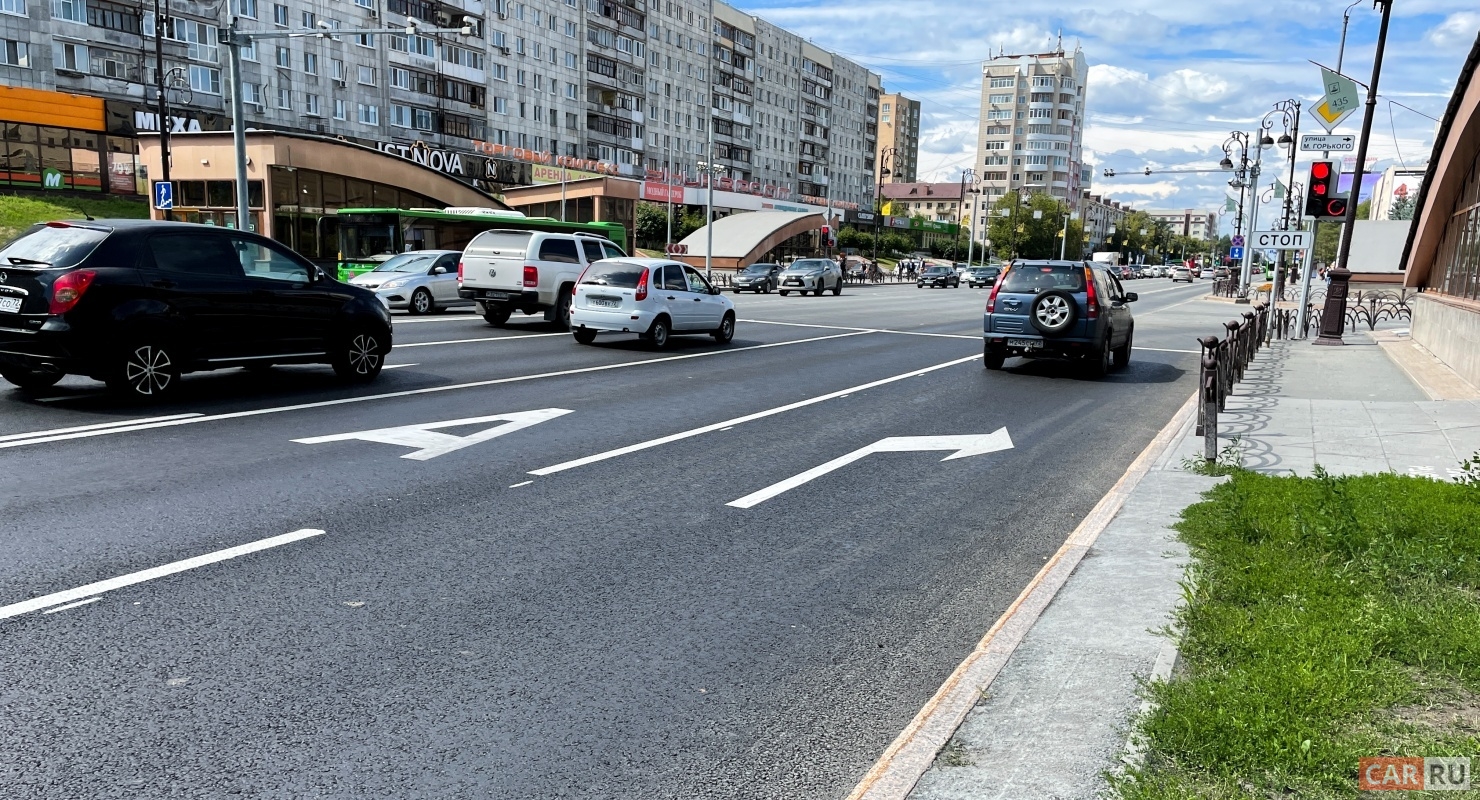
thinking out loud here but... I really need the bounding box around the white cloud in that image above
[1425,12,1480,48]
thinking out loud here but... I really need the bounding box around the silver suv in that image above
[457,230,626,328]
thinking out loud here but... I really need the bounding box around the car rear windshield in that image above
[999,264,1087,294]
[465,230,532,257]
[790,259,832,271]
[580,262,646,288]
[0,223,109,269]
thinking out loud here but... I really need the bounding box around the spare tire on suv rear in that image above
[1029,289,1078,336]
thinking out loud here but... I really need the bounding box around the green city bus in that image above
[334,207,630,280]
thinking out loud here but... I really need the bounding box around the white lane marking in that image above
[509,480,533,488]
[295,409,573,461]
[392,314,481,324]
[382,363,418,370]
[728,430,1015,509]
[1133,347,1202,354]
[0,413,204,443]
[529,353,982,476]
[395,332,568,348]
[1138,293,1216,316]
[740,319,979,340]
[41,597,103,614]
[0,332,872,451]
[0,528,327,622]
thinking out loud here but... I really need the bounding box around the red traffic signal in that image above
[1305,160,1346,219]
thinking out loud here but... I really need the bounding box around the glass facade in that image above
[0,122,138,193]
[268,165,438,261]
[1431,152,1480,302]
[158,178,266,234]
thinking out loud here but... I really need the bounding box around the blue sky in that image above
[734,0,1478,217]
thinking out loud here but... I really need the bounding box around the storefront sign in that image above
[645,168,792,201]
[378,142,468,176]
[470,140,620,176]
[846,210,879,225]
[42,168,63,189]
[641,181,685,203]
[799,194,861,211]
[885,215,911,229]
[533,164,607,184]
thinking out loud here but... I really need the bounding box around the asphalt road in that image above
[0,278,1227,799]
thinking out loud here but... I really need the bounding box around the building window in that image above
[91,46,133,79]
[300,9,314,27]
[54,41,86,71]
[357,65,376,84]
[304,52,318,74]
[357,103,379,125]
[85,0,137,32]
[272,2,286,25]
[305,94,321,116]
[355,33,374,48]
[331,58,344,80]
[188,65,220,94]
[389,103,410,127]
[412,107,433,131]
[491,63,507,81]
[276,86,290,108]
[230,0,256,17]
[0,0,23,15]
[51,0,85,22]
[493,97,507,114]
[275,46,289,67]
[333,99,347,119]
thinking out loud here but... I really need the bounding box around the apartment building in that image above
[1082,191,1132,251]
[0,0,880,211]
[969,46,1088,237]
[875,92,918,184]
[1146,208,1217,241]
[881,181,962,224]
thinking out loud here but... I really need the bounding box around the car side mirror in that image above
[311,266,327,282]
[710,286,721,295]
[432,266,447,275]
[1125,292,1139,302]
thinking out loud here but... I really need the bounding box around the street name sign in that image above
[1251,230,1312,251]
[727,430,1014,509]
[294,409,573,460]
[1301,134,1355,152]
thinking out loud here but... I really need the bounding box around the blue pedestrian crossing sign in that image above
[1229,246,1245,260]
[153,181,174,210]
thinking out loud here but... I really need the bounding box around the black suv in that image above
[917,265,960,289]
[0,220,393,399]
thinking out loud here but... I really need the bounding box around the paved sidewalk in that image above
[905,330,1480,800]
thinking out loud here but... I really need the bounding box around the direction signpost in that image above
[1301,134,1355,152]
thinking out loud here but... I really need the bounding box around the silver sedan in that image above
[349,250,470,315]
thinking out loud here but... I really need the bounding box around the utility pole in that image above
[705,119,714,282]
[1317,0,1392,346]
[664,141,672,247]
[154,0,172,221]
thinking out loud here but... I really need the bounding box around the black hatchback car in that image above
[0,219,393,399]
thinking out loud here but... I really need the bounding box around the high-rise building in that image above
[1147,209,1218,241]
[969,45,1088,240]
[875,92,919,185]
[0,0,881,210]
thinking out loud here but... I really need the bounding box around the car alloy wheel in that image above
[113,344,179,399]
[1035,295,1072,329]
[333,330,384,382]
[409,288,433,315]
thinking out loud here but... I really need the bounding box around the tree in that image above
[985,192,1081,259]
[635,201,672,250]
[1389,193,1415,221]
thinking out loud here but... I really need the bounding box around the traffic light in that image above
[820,224,835,248]
[1305,161,1349,219]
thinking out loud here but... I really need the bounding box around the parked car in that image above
[458,229,626,329]
[777,258,844,296]
[0,219,392,399]
[966,266,1001,288]
[731,262,783,293]
[349,250,468,315]
[982,260,1137,377]
[570,259,735,348]
[917,265,961,289]
[1170,265,1194,282]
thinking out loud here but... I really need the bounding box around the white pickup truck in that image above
[457,230,627,328]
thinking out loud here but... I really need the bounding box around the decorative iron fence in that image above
[1196,302,1273,463]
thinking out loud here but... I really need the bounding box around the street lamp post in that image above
[958,168,976,267]
[875,146,897,267]
[218,16,475,231]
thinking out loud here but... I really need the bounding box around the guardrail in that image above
[1195,302,1273,463]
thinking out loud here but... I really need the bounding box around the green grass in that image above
[1115,469,1480,799]
[0,193,149,242]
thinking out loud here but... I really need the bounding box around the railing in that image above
[1196,302,1273,463]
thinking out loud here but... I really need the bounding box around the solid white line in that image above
[1139,293,1215,316]
[740,319,979,340]
[381,363,418,370]
[392,314,481,324]
[395,332,569,348]
[1133,347,1202,354]
[0,528,327,622]
[0,331,873,451]
[41,596,103,614]
[528,353,983,476]
[509,480,533,488]
[0,413,204,443]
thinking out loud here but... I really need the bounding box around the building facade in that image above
[875,91,919,185]
[1081,191,1131,253]
[1368,164,1426,221]
[880,181,961,224]
[1146,209,1217,241]
[0,0,880,212]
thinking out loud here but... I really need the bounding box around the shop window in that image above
[371,184,399,207]
[321,175,345,208]
[345,178,372,206]
[298,172,322,209]
[178,180,207,207]
[207,180,233,207]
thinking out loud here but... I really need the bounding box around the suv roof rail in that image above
[571,232,613,241]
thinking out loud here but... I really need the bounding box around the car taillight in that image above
[635,267,649,301]
[985,269,1005,313]
[49,269,96,315]
[1084,267,1099,319]
[523,266,538,287]
[457,260,464,284]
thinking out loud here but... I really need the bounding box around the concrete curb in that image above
[846,391,1202,800]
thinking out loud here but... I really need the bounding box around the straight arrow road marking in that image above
[0,528,327,622]
[726,430,1015,509]
[294,409,573,460]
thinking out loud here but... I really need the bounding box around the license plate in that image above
[1007,338,1041,349]
[784,279,801,285]
[0,296,20,314]
[486,291,510,301]
[587,296,620,308]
